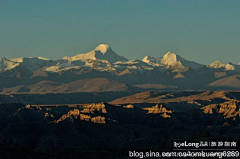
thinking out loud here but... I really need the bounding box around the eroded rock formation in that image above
[202,99,240,119]
[143,104,173,118]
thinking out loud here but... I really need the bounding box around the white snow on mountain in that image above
[142,52,203,70]
[45,44,130,73]
[45,65,82,72]
[142,56,162,67]
[10,57,52,72]
[207,61,235,70]
[0,57,20,71]
[37,57,50,61]
[208,61,225,68]
[142,56,157,63]
[45,58,116,73]
[95,44,110,54]
[10,57,50,63]
[114,59,155,71]
[62,44,128,63]
[1,45,238,75]
[160,52,183,68]
[84,59,116,72]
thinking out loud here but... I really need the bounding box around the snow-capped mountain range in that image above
[1,44,240,92]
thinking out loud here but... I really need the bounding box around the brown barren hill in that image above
[133,84,177,90]
[208,74,240,89]
[110,91,230,104]
[52,78,133,92]
[1,78,136,93]
[2,81,61,93]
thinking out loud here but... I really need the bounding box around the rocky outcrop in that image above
[90,116,106,124]
[44,112,54,118]
[80,102,107,114]
[55,103,107,124]
[123,104,134,109]
[143,104,173,118]
[202,99,240,118]
[2,93,240,153]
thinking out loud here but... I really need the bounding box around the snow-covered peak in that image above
[207,61,235,70]
[10,56,50,63]
[94,44,111,54]
[160,52,204,70]
[142,55,164,67]
[62,44,128,63]
[160,52,183,68]
[142,56,156,64]
[37,56,50,61]
[10,57,24,63]
[142,51,203,70]
[115,59,148,65]
[114,59,155,71]
[0,57,9,61]
[10,57,52,72]
[225,63,235,70]
[208,61,225,68]
[162,52,177,63]
[0,57,20,71]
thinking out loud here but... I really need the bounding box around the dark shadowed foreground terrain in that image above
[0,91,240,158]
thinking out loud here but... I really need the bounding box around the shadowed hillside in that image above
[0,91,240,158]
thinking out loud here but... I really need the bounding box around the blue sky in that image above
[0,0,240,64]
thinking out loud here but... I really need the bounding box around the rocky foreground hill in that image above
[0,91,240,158]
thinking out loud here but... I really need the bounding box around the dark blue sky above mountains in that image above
[0,0,240,64]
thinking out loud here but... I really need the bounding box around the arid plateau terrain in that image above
[1,45,240,158]
[1,91,240,158]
